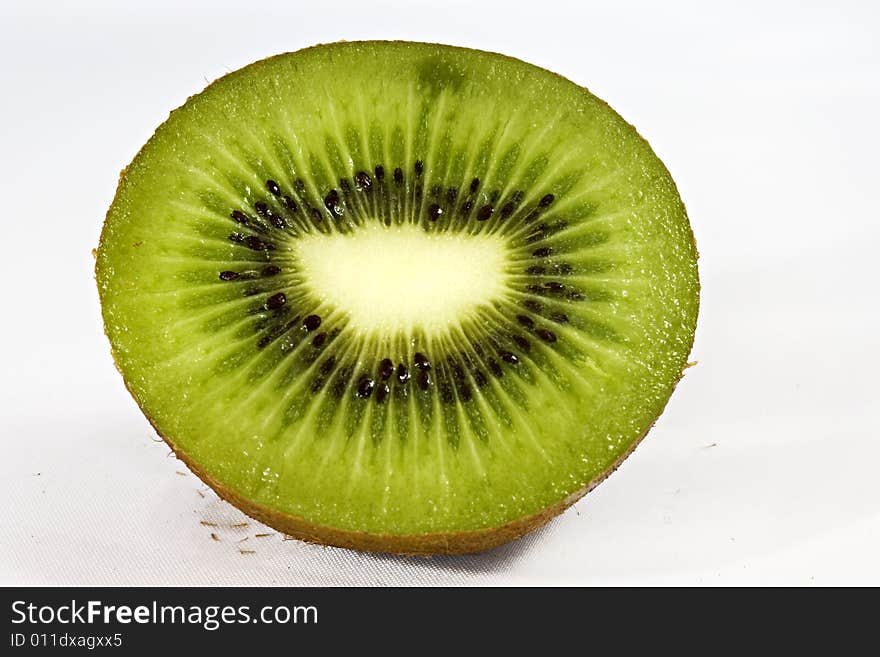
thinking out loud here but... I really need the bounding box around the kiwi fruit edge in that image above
[96,41,699,555]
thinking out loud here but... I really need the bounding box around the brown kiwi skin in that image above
[97,40,700,556]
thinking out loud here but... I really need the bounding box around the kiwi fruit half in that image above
[96,41,699,555]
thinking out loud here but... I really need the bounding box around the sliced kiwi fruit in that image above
[96,41,699,554]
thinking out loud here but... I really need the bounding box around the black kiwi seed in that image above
[282,195,298,212]
[416,370,431,391]
[446,187,458,204]
[261,265,281,277]
[544,281,565,292]
[516,314,535,329]
[231,210,250,224]
[396,363,410,384]
[427,204,443,221]
[457,382,472,402]
[339,178,352,193]
[549,312,569,324]
[512,335,531,352]
[526,265,546,275]
[524,210,541,224]
[375,383,390,404]
[302,314,322,331]
[355,171,372,191]
[459,200,474,216]
[500,201,517,219]
[311,332,327,348]
[477,205,494,221]
[255,201,271,217]
[374,165,385,181]
[540,193,555,207]
[532,247,552,257]
[499,351,519,365]
[355,376,375,399]
[536,328,558,343]
[244,236,274,251]
[219,270,239,281]
[470,177,480,193]
[310,207,323,223]
[266,180,281,196]
[264,292,286,310]
[487,358,503,378]
[413,352,431,370]
[523,299,543,313]
[393,167,404,184]
[378,358,394,380]
[414,160,424,176]
[324,190,342,216]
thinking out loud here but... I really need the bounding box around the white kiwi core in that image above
[293,223,511,334]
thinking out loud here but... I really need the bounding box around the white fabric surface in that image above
[2,0,879,586]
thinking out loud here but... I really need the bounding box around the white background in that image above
[1,0,878,586]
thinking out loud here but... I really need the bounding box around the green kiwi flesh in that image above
[96,41,699,554]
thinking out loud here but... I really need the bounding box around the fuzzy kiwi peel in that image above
[97,41,699,555]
